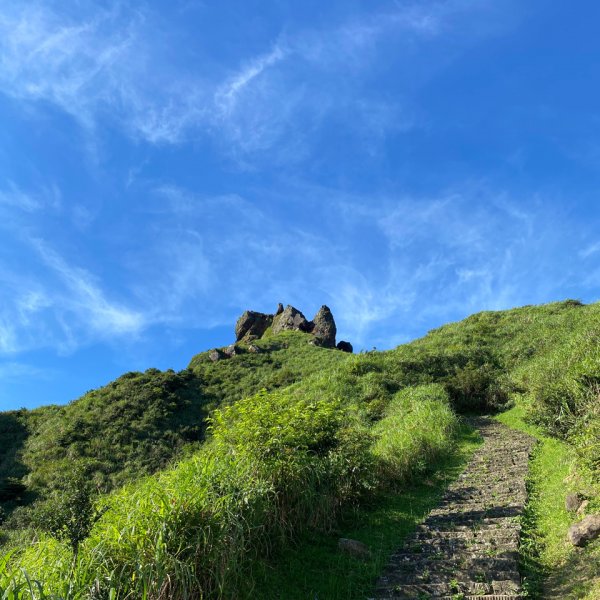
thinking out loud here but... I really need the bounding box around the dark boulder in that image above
[235,310,273,341]
[311,305,337,348]
[337,340,353,353]
[272,305,312,334]
[568,514,600,546]
[275,302,284,315]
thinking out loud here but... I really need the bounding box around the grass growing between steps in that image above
[496,404,600,599]
[246,424,482,600]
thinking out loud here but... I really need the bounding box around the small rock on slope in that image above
[568,514,600,547]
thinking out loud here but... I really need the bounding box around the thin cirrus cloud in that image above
[0,0,513,156]
[125,183,580,349]
[0,179,590,358]
[0,235,145,355]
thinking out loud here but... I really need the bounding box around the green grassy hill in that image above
[0,332,347,522]
[1,299,599,598]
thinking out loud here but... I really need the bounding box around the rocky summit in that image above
[233,303,350,351]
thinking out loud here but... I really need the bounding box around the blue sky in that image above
[2,0,600,410]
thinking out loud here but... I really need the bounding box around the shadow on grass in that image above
[0,411,32,522]
[246,424,482,600]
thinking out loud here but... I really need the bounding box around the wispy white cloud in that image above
[0,183,40,212]
[0,3,137,128]
[215,44,287,115]
[0,0,516,159]
[0,235,146,356]
[0,361,54,381]
[0,176,589,359]
[0,181,61,214]
[31,239,145,337]
[580,241,600,259]
[129,182,557,349]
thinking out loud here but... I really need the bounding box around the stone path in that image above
[373,418,535,600]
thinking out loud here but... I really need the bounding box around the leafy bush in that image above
[445,362,510,413]
[372,384,457,484]
[30,463,104,556]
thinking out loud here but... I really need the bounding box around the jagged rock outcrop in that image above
[235,310,273,342]
[311,305,337,348]
[227,303,352,355]
[272,305,312,335]
[223,344,238,357]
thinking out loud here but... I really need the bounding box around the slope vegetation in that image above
[0,299,599,598]
[0,332,347,522]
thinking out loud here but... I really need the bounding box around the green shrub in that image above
[372,384,458,484]
[445,362,510,413]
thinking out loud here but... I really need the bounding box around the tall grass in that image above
[372,384,457,484]
[1,367,458,599]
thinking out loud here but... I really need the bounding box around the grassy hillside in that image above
[1,299,599,598]
[0,332,347,524]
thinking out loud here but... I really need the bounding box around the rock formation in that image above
[272,305,312,335]
[208,349,226,362]
[568,514,600,546]
[566,492,585,512]
[235,310,273,342]
[311,305,336,348]
[229,303,352,353]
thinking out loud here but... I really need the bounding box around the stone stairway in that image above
[373,418,535,600]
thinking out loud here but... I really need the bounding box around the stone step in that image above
[376,578,521,598]
[411,528,520,544]
[388,569,519,585]
[368,594,523,600]
[390,541,519,560]
[427,505,525,521]
[416,518,521,533]
[373,418,535,599]
[384,555,519,573]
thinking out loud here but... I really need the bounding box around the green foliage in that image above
[445,362,510,413]
[30,463,103,556]
[372,384,457,483]
[249,424,482,600]
[0,352,458,598]
[0,332,347,524]
[23,368,208,495]
[3,298,600,597]
[187,331,348,406]
[496,406,600,599]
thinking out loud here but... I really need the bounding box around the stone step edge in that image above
[373,596,522,600]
